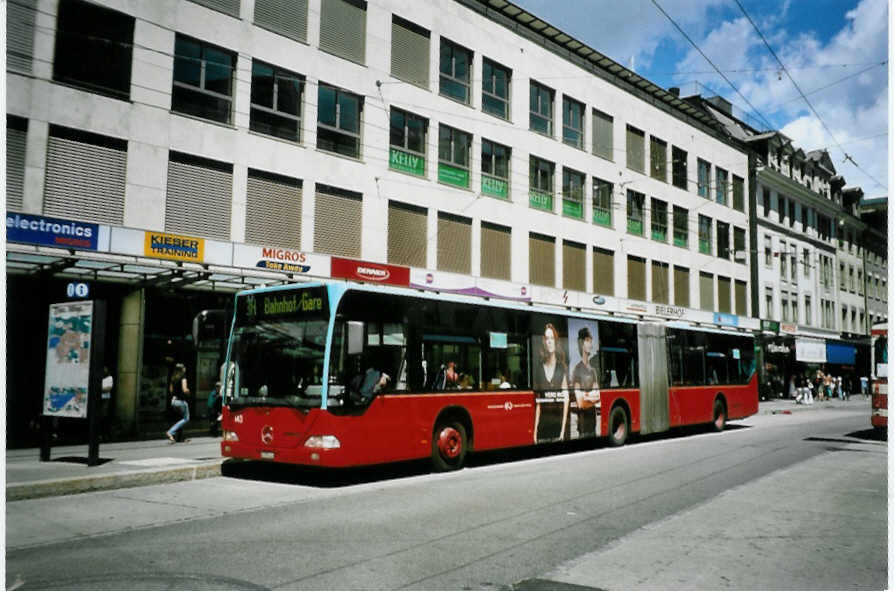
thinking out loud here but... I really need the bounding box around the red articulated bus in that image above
[220,282,758,471]
[871,323,887,430]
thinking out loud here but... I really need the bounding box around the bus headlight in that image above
[223,430,239,442]
[304,435,341,449]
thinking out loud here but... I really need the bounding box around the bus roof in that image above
[234,280,754,336]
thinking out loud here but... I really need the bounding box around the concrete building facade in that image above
[4,0,795,444]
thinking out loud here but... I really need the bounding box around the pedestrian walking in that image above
[166,363,191,443]
[207,381,222,437]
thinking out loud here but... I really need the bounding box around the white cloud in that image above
[671,0,888,195]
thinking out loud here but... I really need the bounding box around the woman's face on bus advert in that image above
[543,325,556,355]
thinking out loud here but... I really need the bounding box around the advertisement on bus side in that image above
[531,315,601,443]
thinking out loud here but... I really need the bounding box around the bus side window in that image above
[598,321,638,389]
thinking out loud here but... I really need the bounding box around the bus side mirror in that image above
[347,321,364,355]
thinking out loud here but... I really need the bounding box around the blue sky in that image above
[514,0,889,199]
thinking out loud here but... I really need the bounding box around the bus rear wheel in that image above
[432,421,467,472]
[608,406,629,447]
[712,398,727,432]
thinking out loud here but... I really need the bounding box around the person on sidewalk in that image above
[166,363,191,444]
[207,381,222,437]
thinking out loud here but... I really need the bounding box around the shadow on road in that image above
[845,428,887,442]
[221,422,746,488]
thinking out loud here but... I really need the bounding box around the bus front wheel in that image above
[432,421,467,472]
[608,406,629,447]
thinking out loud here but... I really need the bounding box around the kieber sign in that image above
[331,257,409,286]
[7,213,99,250]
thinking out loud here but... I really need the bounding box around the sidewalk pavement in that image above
[5,398,872,502]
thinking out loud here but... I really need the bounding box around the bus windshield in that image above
[226,287,329,409]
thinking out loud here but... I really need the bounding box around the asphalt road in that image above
[6,407,886,591]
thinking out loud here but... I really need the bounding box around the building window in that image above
[765,287,774,319]
[245,169,303,249]
[804,295,811,326]
[781,293,790,322]
[764,235,772,267]
[250,60,303,142]
[314,184,362,257]
[389,108,427,176]
[317,83,362,158]
[735,280,747,316]
[698,215,712,255]
[437,124,471,188]
[592,177,613,227]
[715,167,728,205]
[482,58,510,119]
[172,34,235,124]
[439,38,471,104]
[628,256,646,301]
[626,190,645,236]
[529,233,555,287]
[438,212,472,274]
[697,159,711,198]
[188,0,240,17]
[699,271,714,312]
[53,0,134,100]
[563,240,586,292]
[6,116,27,212]
[529,156,554,211]
[674,266,690,307]
[255,0,308,43]
[319,0,367,64]
[45,125,127,226]
[734,227,745,263]
[388,200,427,267]
[592,109,613,160]
[481,139,510,199]
[717,221,730,259]
[562,96,584,149]
[761,187,770,217]
[391,16,429,88]
[626,126,645,173]
[529,81,553,136]
[7,0,35,74]
[673,205,688,247]
[790,251,797,281]
[792,295,799,324]
[779,195,786,224]
[166,151,233,241]
[651,198,668,242]
[732,175,744,211]
[562,168,584,219]
[718,276,731,314]
[672,146,687,190]
[652,261,669,304]
[481,222,511,280]
[839,262,847,290]
[780,241,787,278]
[650,136,667,182]
[802,248,810,277]
[593,247,614,296]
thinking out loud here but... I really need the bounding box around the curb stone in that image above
[7,460,224,501]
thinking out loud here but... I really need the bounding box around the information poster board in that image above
[43,301,94,418]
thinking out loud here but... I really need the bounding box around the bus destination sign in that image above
[238,287,328,321]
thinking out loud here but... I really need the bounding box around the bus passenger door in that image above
[637,323,669,434]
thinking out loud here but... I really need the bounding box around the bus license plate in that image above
[260,451,274,460]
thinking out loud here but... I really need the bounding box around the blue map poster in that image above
[43,301,93,418]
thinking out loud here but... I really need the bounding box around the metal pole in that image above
[87,301,107,466]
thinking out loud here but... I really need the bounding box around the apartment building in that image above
[690,95,886,388]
